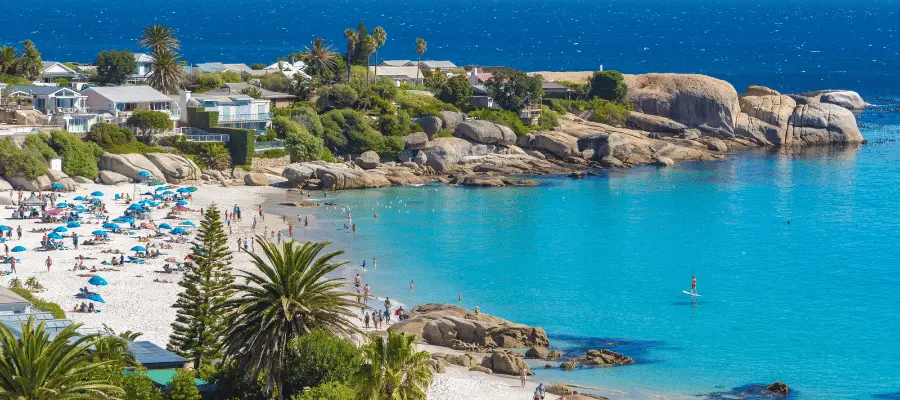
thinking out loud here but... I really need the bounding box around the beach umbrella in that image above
[92,198,103,204]
[155,186,166,192]
[73,205,87,212]
[56,202,68,208]
[138,170,151,178]
[73,196,85,201]
[91,230,108,237]
[127,204,146,211]
[102,222,120,230]
[171,227,186,235]
[176,200,188,206]
[66,222,81,228]
[0,226,10,232]
[131,245,147,252]
[158,223,172,229]
[11,246,26,252]
[48,232,63,240]
[153,194,163,199]
[45,209,61,215]
[176,188,190,193]
[181,221,195,226]
[113,217,133,223]
[186,186,198,192]
[51,183,64,190]
[86,293,105,303]
[91,191,104,197]
[88,276,108,286]
[53,226,67,233]
[163,190,175,195]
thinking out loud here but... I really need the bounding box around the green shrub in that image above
[196,73,225,92]
[468,109,529,136]
[316,84,359,111]
[220,70,242,83]
[250,63,265,70]
[538,106,559,130]
[122,370,164,400]
[173,140,231,170]
[587,70,627,102]
[165,369,201,400]
[321,108,402,157]
[378,110,412,136]
[87,123,138,147]
[258,149,288,158]
[437,75,473,106]
[291,382,356,400]
[22,133,58,160]
[0,74,31,85]
[9,287,65,319]
[394,91,458,118]
[434,129,454,138]
[260,73,292,93]
[285,127,326,162]
[585,99,630,127]
[290,104,325,138]
[0,137,49,179]
[49,130,103,179]
[282,330,362,395]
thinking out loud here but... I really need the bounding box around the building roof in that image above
[418,60,457,69]
[188,93,258,106]
[195,62,228,74]
[379,60,412,67]
[83,86,173,103]
[222,63,253,73]
[134,53,154,63]
[11,85,68,96]
[214,82,296,100]
[41,61,77,74]
[542,81,571,91]
[369,66,422,80]
[128,341,188,369]
[0,287,30,307]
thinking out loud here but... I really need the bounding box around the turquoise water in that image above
[273,108,900,399]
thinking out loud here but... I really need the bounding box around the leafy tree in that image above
[241,85,264,99]
[260,73,291,93]
[438,75,473,106]
[196,72,225,92]
[0,318,124,399]
[95,49,137,85]
[371,27,387,80]
[354,331,433,400]
[468,108,529,136]
[219,239,357,400]
[17,40,42,80]
[422,66,447,91]
[290,104,325,137]
[321,108,402,156]
[587,70,627,102]
[293,382,356,400]
[0,45,17,75]
[168,205,234,369]
[53,77,69,86]
[49,130,104,179]
[0,137,49,179]
[316,84,358,111]
[415,38,427,83]
[166,369,201,400]
[291,72,313,101]
[122,370,165,400]
[88,122,138,147]
[148,48,187,94]
[127,110,174,142]
[485,68,543,112]
[300,38,339,83]
[343,29,358,82]
[139,24,180,54]
[283,329,363,394]
[250,63,265,70]
[23,133,58,160]
[378,110,412,136]
[280,118,326,162]
[394,91,458,117]
[221,70,242,83]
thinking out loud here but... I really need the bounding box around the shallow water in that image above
[267,105,900,399]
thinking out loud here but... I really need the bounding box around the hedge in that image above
[9,287,66,319]
[186,106,256,166]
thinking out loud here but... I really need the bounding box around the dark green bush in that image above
[587,70,627,102]
[292,382,356,400]
[394,91,457,117]
[316,84,359,111]
[87,123,138,148]
[49,130,103,179]
[0,138,48,179]
[282,330,362,395]
[378,110,412,136]
[22,133,58,160]
[9,287,65,319]
[468,109,529,136]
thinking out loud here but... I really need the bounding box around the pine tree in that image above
[167,205,233,369]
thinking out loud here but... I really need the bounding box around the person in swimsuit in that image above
[691,275,697,294]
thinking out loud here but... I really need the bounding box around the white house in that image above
[415,60,458,72]
[83,86,181,123]
[131,53,155,82]
[263,61,310,80]
[368,65,424,86]
[39,62,88,84]
[9,85,110,133]
[178,91,271,133]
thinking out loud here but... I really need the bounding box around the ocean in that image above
[6,0,900,398]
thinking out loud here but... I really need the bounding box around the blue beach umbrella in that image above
[181,221,194,226]
[56,202,68,208]
[86,293,105,303]
[162,190,175,195]
[131,245,147,252]
[170,227,186,235]
[155,186,166,192]
[11,246,26,252]
[73,196,85,201]
[186,186,198,192]
[176,188,190,193]
[88,276,108,286]
[153,194,163,199]
[92,198,103,204]
[0,226,10,232]
[176,200,188,206]
[67,222,81,228]
[138,170,151,177]
[91,191,104,197]
[53,226,67,233]
[113,217,132,223]
[91,230,108,237]
[158,223,172,229]
[48,232,63,240]
[127,204,146,211]
[51,183,64,190]
[73,205,87,212]
[102,222,120,230]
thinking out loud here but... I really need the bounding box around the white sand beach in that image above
[0,181,571,400]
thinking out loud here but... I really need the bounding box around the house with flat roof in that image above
[130,53,155,83]
[8,85,110,133]
[369,65,424,86]
[416,60,458,72]
[211,82,296,108]
[83,86,181,123]
[541,81,573,99]
[39,62,88,84]
[177,91,271,133]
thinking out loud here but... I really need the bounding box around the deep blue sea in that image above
[6,0,900,398]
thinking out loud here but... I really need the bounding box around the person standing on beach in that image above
[277,231,282,243]
[16,225,21,240]
[373,258,376,269]
[364,312,370,329]
[520,365,529,388]
[10,257,15,274]
[355,274,361,289]
[363,284,370,305]
[288,224,293,237]
[45,256,52,272]
[73,233,78,250]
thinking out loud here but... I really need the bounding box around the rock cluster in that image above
[389,304,549,351]
[282,161,431,190]
[575,349,634,367]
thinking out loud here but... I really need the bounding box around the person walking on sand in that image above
[277,231,282,243]
[16,225,21,240]
[288,224,293,237]
[355,273,361,289]
[45,256,52,272]
[10,257,15,274]
[520,365,529,388]
[363,284,370,305]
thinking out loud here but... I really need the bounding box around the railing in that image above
[218,112,273,122]
[187,134,230,143]
[255,139,286,152]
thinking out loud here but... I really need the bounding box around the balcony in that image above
[255,139,286,152]
[218,112,273,123]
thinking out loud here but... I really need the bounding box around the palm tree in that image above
[147,48,187,94]
[300,38,338,82]
[415,38,427,84]
[371,27,387,83]
[0,46,17,76]
[6,278,21,290]
[355,331,434,400]
[343,29,358,82]
[219,238,358,400]
[0,317,124,399]
[138,24,180,53]
[361,36,377,85]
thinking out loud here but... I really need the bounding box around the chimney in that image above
[468,67,479,86]
[179,90,191,123]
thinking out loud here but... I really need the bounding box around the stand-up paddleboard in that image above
[682,290,701,297]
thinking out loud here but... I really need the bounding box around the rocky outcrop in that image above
[98,171,130,185]
[532,131,579,158]
[785,102,863,146]
[244,173,269,186]
[625,73,740,136]
[0,178,11,191]
[576,349,634,367]
[804,90,867,110]
[418,115,442,137]
[354,151,381,170]
[767,382,790,397]
[468,365,492,375]
[0,195,14,205]
[481,351,530,376]
[231,167,246,180]
[626,111,687,134]
[145,153,201,183]
[45,170,78,192]
[390,304,549,351]
[459,175,505,187]
[98,153,165,182]
[454,121,516,146]
[72,176,93,184]
[281,162,395,190]
[403,132,429,150]
[439,111,465,130]
[6,174,51,191]
[525,347,562,360]
[420,137,475,172]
